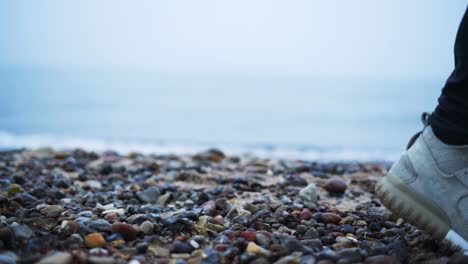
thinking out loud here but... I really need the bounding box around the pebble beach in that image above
[0,148,466,264]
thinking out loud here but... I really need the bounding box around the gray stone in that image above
[37,252,72,264]
[299,184,318,204]
[11,223,33,239]
[136,186,160,203]
[0,253,16,264]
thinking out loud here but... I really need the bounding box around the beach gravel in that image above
[0,148,464,263]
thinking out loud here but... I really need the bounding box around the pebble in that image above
[111,222,138,241]
[68,233,84,246]
[0,227,14,245]
[0,253,16,264]
[136,242,149,254]
[136,186,161,204]
[40,205,65,218]
[86,180,103,189]
[60,220,80,235]
[299,209,313,221]
[37,252,72,264]
[336,248,364,263]
[273,253,301,264]
[298,184,318,204]
[148,246,170,257]
[246,242,270,255]
[171,241,193,254]
[10,223,34,239]
[88,256,115,264]
[365,255,401,264]
[102,208,125,216]
[139,220,154,234]
[315,213,342,224]
[84,233,106,248]
[323,178,347,194]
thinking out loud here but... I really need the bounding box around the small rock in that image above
[164,217,193,233]
[205,223,225,232]
[136,242,149,254]
[139,220,154,234]
[246,242,270,255]
[40,205,66,218]
[110,240,125,247]
[336,248,364,263]
[193,149,225,162]
[102,208,125,216]
[299,209,313,221]
[201,248,220,264]
[104,212,119,223]
[88,256,116,264]
[111,222,138,241]
[68,233,84,246]
[85,219,112,233]
[365,255,401,264]
[255,233,270,249]
[171,241,193,254]
[189,239,200,249]
[157,193,170,205]
[84,233,106,248]
[7,184,22,196]
[11,223,33,239]
[0,253,16,264]
[299,184,318,204]
[148,245,170,257]
[37,252,72,264]
[339,225,355,235]
[136,186,161,204]
[321,213,342,224]
[0,227,14,246]
[323,178,347,194]
[60,220,80,235]
[273,252,302,264]
[86,180,103,189]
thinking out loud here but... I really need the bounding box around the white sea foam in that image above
[0,131,400,162]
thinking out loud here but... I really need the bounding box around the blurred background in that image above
[0,1,466,160]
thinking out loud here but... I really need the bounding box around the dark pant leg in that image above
[430,6,468,145]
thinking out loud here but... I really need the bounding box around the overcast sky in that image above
[0,1,466,79]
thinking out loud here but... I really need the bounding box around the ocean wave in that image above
[0,131,400,162]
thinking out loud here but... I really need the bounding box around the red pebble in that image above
[213,244,229,252]
[238,231,256,242]
[299,209,313,221]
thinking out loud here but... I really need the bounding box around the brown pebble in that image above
[323,178,347,194]
[321,213,342,224]
[111,222,138,241]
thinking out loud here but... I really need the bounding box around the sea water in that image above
[0,66,443,161]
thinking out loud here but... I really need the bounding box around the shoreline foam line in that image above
[0,131,400,162]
